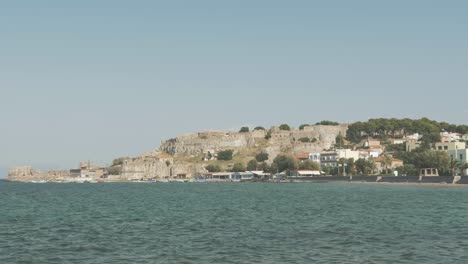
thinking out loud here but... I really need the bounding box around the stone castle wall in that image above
[8,167,71,182]
[121,157,172,180]
[121,156,207,180]
[160,125,348,159]
[160,131,258,155]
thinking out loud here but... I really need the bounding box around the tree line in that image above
[347,118,468,143]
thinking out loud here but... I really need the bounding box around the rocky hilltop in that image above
[161,125,347,159]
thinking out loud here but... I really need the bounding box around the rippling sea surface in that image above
[1,181,468,264]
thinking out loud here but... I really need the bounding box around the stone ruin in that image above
[159,125,348,161]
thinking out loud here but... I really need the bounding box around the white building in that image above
[309,152,321,163]
[359,148,381,159]
[390,138,405,145]
[405,133,422,141]
[336,149,360,161]
[290,170,322,177]
[440,131,460,142]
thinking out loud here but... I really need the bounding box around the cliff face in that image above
[160,124,348,161]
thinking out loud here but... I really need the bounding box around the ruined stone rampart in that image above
[160,125,348,158]
[8,167,70,182]
[121,156,172,180]
[160,131,258,155]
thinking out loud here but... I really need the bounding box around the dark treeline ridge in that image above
[346,118,468,143]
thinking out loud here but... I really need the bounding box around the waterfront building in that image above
[230,171,270,180]
[309,152,321,164]
[289,170,322,177]
[320,151,338,167]
[70,162,107,178]
[230,172,255,181]
[206,172,232,180]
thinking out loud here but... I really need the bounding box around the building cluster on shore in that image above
[293,133,468,177]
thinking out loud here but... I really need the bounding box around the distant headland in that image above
[7,118,468,184]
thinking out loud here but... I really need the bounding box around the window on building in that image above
[461,154,464,161]
[444,146,448,150]
[438,146,442,150]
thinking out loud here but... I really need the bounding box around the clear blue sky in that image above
[1,0,467,175]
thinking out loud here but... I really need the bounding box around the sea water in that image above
[1,181,468,263]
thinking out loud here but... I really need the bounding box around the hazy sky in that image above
[1,0,467,175]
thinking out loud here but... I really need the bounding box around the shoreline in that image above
[4,179,468,188]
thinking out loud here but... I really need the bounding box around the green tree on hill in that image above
[108,166,122,175]
[279,124,291,131]
[335,132,345,148]
[247,159,258,171]
[239,127,250,133]
[271,154,298,173]
[255,152,269,162]
[258,162,270,172]
[217,150,234,161]
[231,162,246,172]
[206,164,222,172]
[420,132,441,150]
[112,157,130,166]
[316,120,340,126]
[346,117,466,143]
